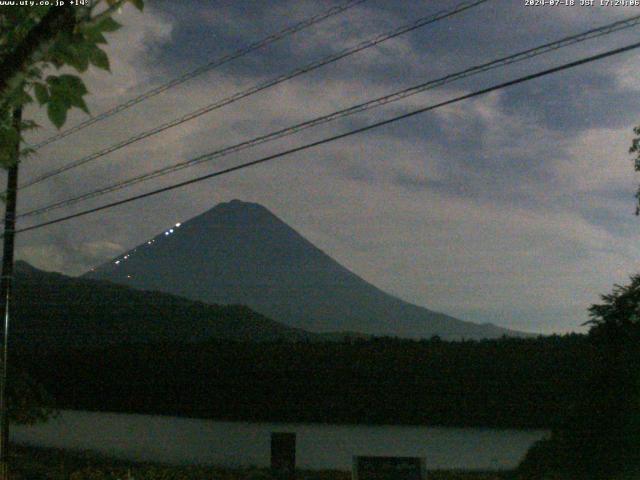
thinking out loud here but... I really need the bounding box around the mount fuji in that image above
[83,200,529,340]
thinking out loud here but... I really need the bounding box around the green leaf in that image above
[58,74,87,95]
[20,119,39,131]
[54,43,91,73]
[27,66,42,78]
[20,146,36,158]
[12,89,32,107]
[44,75,90,121]
[70,48,90,72]
[47,101,67,129]
[83,28,107,45]
[4,86,33,109]
[89,48,110,71]
[96,17,121,33]
[69,95,89,114]
[45,75,59,87]
[129,0,144,11]
[48,75,87,98]
[33,83,48,105]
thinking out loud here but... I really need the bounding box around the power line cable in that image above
[11,39,640,237]
[18,13,640,219]
[19,0,490,190]
[27,0,370,151]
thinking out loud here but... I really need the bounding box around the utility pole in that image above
[0,107,22,480]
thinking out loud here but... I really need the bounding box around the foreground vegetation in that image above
[9,445,347,480]
[516,275,640,479]
[9,445,510,480]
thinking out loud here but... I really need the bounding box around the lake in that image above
[12,410,548,471]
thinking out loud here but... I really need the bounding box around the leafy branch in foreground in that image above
[0,0,144,168]
[0,0,144,427]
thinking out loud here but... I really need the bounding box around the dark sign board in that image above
[353,456,426,480]
[271,432,296,479]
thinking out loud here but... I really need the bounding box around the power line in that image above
[18,13,640,219]
[27,0,370,151]
[11,39,640,237]
[19,0,491,190]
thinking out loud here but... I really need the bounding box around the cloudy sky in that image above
[9,0,640,334]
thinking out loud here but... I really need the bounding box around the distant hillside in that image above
[84,199,530,340]
[12,261,316,351]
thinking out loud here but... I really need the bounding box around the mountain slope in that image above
[12,261,315,350]
[84,200,529,340]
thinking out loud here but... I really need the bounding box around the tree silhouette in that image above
[520,275,640,479]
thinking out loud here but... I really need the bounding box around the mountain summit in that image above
[84,200,527,340]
